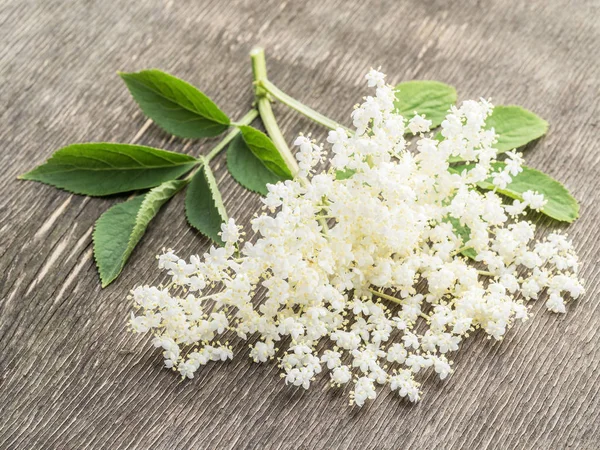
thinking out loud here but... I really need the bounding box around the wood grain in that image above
[1,0,599,448]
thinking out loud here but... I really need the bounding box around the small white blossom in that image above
[331,365,352,385]
[546,293,566,313]
[321,349,342,369]
[250,341,275,363]
[127,70,583,407]
[366,68,386,88]
[220,218,240,244]
[523,190,547,210]
[408,114,432,134]
[433,356,453,380]
[351,377,377,407]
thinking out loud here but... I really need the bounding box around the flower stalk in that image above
[368,288,404,306]
[258,78,352,134]
[250,47,300,176]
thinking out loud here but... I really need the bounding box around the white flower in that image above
[365,68,386,88]
[492,170,512,189]
[402,332,420,350]
[129,312,151,333]
[294,135,324,177]
[178,361,197,379]
[522,190,547,210]
[210,346,233,361]
[390,370,420,402]
[351,377,377,407]
[127,69,583,407]
[321,349,342,369]
[279,317,305,341]
[433,356,452,380]
[386,343,407,364]
[220,218,240,244]
[408,114,432,134]
[546,293,566,313]
[250,341,275,363]
[331,365,352,385]
[504,151,524,176]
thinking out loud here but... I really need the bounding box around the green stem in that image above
[196,292,220,302]
[318,217,330,236]
[185,108,259,181]
[258,79,352,134]
[368,288,404,306]
[250,47,300,176]
[477,270,495,277]
[205,109,259,162]
[451,245,473,256]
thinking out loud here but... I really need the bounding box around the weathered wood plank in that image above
[1,0,599,448]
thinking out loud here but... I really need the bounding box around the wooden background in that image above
[1,0,599,448]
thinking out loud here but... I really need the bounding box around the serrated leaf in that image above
[446,217,477,259]
[120,69,230,139]
[185,164,227,245]
[19,143,198,196]
[485,105,548,153]
[451,163,579,222]
[238,125,294,179]
[394,80,457,129]
[227,134,285,196]
[93,179,187,287]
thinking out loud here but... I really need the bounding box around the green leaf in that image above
[335,168,356,180]
[185,164,227,244]
[440,106,548,163]
[238,126,294,179]
[452,163,579,222]
[485,106,548,154]
[93,179,187,287]
[120,69,230,139]
[19,143,198,196]
[446,217,477,259]
[226,134,285,196]
[394,80,457,129]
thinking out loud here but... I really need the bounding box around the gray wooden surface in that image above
[1,0,599,448]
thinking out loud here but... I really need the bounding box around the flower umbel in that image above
[128,71,583,406]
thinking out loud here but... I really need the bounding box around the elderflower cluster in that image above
[128,70,583,407]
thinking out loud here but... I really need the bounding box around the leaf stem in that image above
[250,47,300,177]
[205,109,259,162]
[258,78,352,134]
[185,109,259,182]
